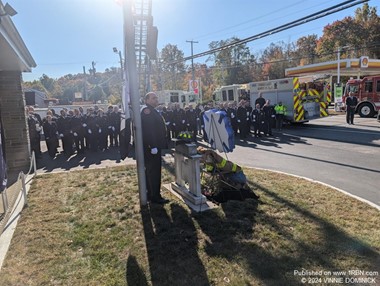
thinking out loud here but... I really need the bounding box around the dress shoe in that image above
[151,198,169,204]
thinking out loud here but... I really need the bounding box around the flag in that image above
[119,68,132,160]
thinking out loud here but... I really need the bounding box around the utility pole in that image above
[91,61,96,76]
[113,47,124,79]
[118,51,123,73]
[186,40,198,81]
[82,66,87,101]
[337,47,342,85]
[337,45,350,85]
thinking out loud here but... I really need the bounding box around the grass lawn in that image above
[0,163,379,286]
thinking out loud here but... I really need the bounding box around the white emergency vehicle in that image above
[249,77,331,123]
[156,90,198,107]
[213,84,249,103]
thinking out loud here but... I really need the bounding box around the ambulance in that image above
[213,84,249,103]
[249,76,332,123]
[156,90,198,107]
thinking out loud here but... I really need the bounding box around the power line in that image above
[194,0,334,43]
[193,0,306,41]
[192,42,380,71]
[168,0,368,65]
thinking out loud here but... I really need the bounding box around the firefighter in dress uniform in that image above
[237,100,250,139]
[86,109,99,152]
[195,104,203,136]
[161,105,173,142]
[141,92,169,204]
[70,108,85,154]
[27,106,43,158]
[97,109,108,151]
[43,114,59,158]
[199,106,209,142]
[110,106,121,147]
[251,103,265,137]
[57,109,73,156]
[255,92,266,108]
[227,102,238,135]
[172,103,185,138]
[185,104,198,140]
[262,99,275,136]
[106,105,115,147]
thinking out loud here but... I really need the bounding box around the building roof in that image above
[285,58,380,78]
[0,1,36,72]
[24,88,47,98]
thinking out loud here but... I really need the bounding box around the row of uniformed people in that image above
[141,98,285,144]
[156,100,270,141]
[159,102,202,140]
[27,105,122,158]
[216,99,281,139]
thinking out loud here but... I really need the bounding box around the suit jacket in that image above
[141,104,167,151]
[346,96,358,108]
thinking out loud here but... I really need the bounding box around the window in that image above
[170,95,179,103]
[181,95,186,103]
[364,81,373,93]
[376,81,380,92]
[348,85,358,93]
[228,90,234,101]
[222,90,227,101]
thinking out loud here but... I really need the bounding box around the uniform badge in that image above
[143,108,151,115]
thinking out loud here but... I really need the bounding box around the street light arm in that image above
[0,3,17,17]
[113,47,124,77]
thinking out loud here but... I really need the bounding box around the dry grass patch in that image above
[0,166,379,286]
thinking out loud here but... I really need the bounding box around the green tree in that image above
[88,85,106,103]
[317,16,363,61]
[317,4,380,60]
[156,44,185,90]
[22,80,48,94]
[207,37,253,86]
[294,34,318,65]
[354,3,380,58]
[39,74,56,93]
[259,41,293,80]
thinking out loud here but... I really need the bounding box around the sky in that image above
[6,0,378,82]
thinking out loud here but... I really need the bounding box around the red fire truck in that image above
[343,76,380,117]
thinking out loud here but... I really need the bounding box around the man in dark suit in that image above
[346,92,358,125]
[262,99,275,136]
[237,100,249,139]
[251,103,265,137]
[255,92,266,108]
[141,92,169,204]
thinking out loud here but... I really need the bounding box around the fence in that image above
[0,151,37,236]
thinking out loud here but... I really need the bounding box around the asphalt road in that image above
[226,114,380,206]
[36,113,380,206]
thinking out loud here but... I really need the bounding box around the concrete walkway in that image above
[0,174,33,270]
